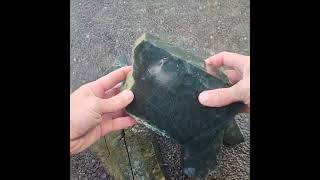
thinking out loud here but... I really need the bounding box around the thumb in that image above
[198,83,242,107]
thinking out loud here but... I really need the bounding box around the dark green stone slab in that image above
[123,34,244,179]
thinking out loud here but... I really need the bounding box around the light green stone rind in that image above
[90,131,133,180]
[223,120,245,145]
[125,124,165,180]
[122,70,135,91]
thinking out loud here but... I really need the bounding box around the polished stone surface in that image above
[124,34,243,178]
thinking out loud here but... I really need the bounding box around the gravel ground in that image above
[70,0,250,179]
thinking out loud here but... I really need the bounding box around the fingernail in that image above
[198,92,208,105]
[122,90,134,101]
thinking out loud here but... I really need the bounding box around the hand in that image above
[198,52,250,111]
[70,66,136,155]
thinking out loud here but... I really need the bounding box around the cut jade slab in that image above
[120,33,245,179]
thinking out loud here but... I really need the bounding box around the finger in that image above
[205,63,220,77]
[223,70,242,84]
[205,52,249,73]
[102,110,125,120]
[93,66,132,92]
[198,83,242,107]
[97,90,134,113]
[104,83,122,99]
[100,116,136,135]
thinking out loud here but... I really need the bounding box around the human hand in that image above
[70,66,136,155]
[198,52,250,111]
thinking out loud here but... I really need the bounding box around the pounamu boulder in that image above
[91,33,245,180]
